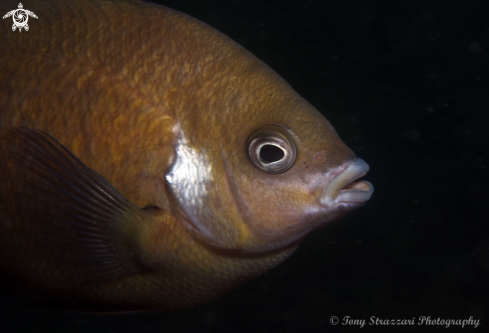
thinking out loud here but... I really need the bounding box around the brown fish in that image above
[0,0,373,312]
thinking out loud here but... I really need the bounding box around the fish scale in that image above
[0,0,372,312]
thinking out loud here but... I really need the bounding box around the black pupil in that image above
[259,145,285,164]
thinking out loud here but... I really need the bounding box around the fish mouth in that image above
[319,158,374,208]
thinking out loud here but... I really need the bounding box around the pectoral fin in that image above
[5,127,152,284]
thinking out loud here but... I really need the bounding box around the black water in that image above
[1,0,488,332]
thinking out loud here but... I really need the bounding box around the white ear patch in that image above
[165,133,214,238]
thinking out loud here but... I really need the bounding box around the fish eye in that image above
[247,125,297,174]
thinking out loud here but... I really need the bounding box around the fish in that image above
[0,0,374,312]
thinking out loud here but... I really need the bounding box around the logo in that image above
[3,3,38,32]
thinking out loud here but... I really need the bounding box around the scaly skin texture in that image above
[0,0,357,310]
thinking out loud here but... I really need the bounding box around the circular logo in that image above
[13,9,28,28]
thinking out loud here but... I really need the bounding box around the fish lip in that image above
[319,158,374,208]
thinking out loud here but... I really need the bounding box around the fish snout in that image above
[318,158,374,208]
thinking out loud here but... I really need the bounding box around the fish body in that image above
[0,0,373,311]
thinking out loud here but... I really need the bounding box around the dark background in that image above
[1,0,489,332]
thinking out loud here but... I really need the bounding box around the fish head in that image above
[164,41,373,254]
